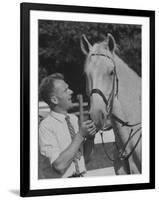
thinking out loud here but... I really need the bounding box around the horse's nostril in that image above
[89,108,109,130]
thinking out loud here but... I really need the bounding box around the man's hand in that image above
[79,120,96,138]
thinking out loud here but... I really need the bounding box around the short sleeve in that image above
[39,121,60,164]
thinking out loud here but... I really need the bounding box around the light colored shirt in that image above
[39,110,86,178]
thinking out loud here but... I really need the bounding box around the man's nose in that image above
[69,89,73,94]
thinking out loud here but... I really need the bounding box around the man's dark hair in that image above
[39,73,64,106]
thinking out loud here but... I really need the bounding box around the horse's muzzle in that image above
[89,109,112,131]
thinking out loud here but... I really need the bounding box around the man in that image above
[39,73,96,178]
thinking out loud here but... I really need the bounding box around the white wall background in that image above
[0,0,158,199]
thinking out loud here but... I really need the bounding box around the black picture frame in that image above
[20,2,155,197]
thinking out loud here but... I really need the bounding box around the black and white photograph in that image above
[20,3,155,197]
[38,20,142,179]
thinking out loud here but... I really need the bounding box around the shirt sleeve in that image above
[39,121,60,164]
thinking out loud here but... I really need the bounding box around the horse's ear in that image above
[80,34,92,55]
[107,33,116,53]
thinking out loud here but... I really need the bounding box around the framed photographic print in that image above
[20,2,155,197]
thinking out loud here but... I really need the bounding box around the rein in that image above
[89,53,141,162]
[100,119,141,162]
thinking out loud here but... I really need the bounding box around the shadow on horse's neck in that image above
[113,55,141,124]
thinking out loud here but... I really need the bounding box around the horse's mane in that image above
[114,54,141,93]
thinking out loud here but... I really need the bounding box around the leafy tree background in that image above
[39,20,141,101]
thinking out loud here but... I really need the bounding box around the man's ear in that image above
[80,34,92,55]
[50,95,58,105]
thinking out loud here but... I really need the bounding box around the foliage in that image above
[39,20,141,100]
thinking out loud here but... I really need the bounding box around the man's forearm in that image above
[52,134,84,174]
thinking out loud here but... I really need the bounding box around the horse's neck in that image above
[114,55,141,124]
[111,96,132,146]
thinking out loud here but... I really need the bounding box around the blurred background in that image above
[38,20,141,102]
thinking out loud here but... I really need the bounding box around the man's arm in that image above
[39,121,85,175]
[52,133,84,174]
[52,120,96,174]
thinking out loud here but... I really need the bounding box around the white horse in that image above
[80,34,141,175]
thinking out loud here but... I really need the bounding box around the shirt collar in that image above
[50,110,68,123]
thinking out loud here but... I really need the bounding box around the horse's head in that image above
[81,33,118,130]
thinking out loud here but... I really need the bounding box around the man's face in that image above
[52,79,73,110]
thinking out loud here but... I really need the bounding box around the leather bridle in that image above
[88,53,141,163]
